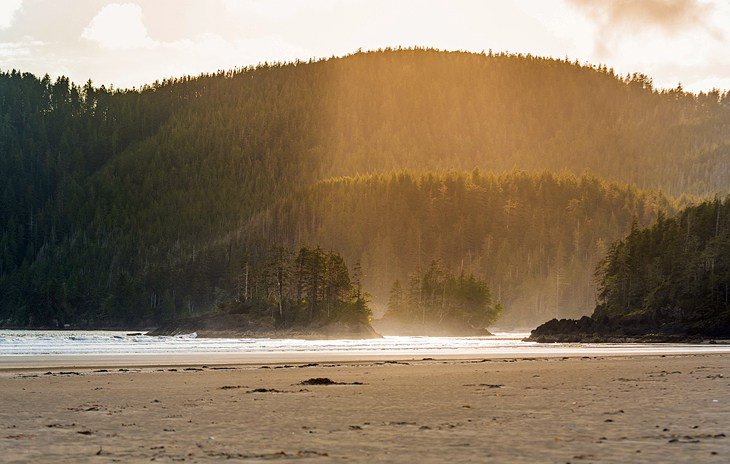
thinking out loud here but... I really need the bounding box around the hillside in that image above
[241,171,670,326]
[1,48,728,327]
[530,197,730,341]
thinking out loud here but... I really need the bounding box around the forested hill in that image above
[1,48,727,327]
[242,171,671,327]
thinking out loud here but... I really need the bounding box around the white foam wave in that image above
[0,330,727,358]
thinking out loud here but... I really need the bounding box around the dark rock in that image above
[299,377,364,386]
[147,312,381,339]
[300,377,337,385]
[527,314,730,343]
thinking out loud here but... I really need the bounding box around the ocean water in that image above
[1,330,728,359]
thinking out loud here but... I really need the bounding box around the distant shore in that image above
[1,354,728,462]
[527,333,730,344]
[146,312,382,340]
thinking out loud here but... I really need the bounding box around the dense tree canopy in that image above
[226,246,370,328]
[0,48,725,327]
[244,171,669,326]
[592,197,729,334]
[531,198,730,339]
[382,260,502,334]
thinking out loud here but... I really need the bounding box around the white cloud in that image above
[0,39,42,59]
[222,0,345,20]
[107,33,311,87]
[74,1,313,87]
[0,0,23,29]
[164,33,309,67]
[81,2,154,50]
[684,76,730,93]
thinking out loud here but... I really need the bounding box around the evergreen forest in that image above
[242,171,670,326]
[531,197,730,339]
[593,197,729,334]
[1,48,728,329]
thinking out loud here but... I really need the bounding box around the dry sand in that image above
[0,354,728,463]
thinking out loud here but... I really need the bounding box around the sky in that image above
[0,0,728,92]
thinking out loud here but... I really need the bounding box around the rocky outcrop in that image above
[527,315,730,343]
[147,313,381,339]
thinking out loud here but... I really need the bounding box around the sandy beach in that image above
[0,353,728,463]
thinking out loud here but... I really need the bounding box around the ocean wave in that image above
[1,330,727,358]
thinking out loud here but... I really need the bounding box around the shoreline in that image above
[3,345,730,371]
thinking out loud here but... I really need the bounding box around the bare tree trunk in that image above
[716,202,721,237]
[244,264,249,302]
[277,268,284,319]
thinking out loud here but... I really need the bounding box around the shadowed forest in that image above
[1,49,728,329]
[242,171,670,326]
[531,197,729,340]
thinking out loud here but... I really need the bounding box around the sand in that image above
[0,354,728,463]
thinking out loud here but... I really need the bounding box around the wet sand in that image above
[1,354,728,463]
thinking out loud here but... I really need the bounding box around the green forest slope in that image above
[242,171,670,326]
[1,48,728,327]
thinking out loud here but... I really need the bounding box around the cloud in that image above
[74,1,313,87]
[1,0,725,92]
[0,0,23,29]
[0,41,34,59]
[568,0,723,55]
[150,33,311,81]
[81,2,154,50]
[567,0,716,33]
[221,0,346,20]
[564,0,730,91]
